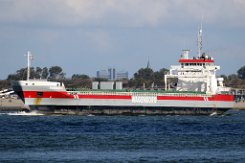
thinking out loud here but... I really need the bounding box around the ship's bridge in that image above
[176,50,218,71]
[179,57,214,64]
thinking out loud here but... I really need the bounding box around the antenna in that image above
[25,51,33,81]
[197,22,203,57]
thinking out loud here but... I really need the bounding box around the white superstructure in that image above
[165,26,229,95]
[164,50,227,94]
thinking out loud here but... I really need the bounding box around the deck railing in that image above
[66,88,210,97]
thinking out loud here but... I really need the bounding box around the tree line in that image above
[1,65,245,89]
[6,66,65,81]
[220,65,245,89]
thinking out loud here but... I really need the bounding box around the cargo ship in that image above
[12,28,234,115]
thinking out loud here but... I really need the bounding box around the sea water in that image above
[0,110,245,162]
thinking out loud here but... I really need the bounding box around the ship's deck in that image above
[67,88,206,93]
[66,88,214,97]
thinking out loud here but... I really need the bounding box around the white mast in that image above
[25,51,33,81]
[197,23,203,57]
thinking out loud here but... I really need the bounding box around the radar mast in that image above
[197,23,203,57]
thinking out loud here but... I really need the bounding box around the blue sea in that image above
[0,110,245,162]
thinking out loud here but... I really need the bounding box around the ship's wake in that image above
[6,110,44,116]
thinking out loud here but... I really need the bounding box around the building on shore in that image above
[96,68,128,80]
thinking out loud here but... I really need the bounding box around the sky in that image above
[0,0,245,79]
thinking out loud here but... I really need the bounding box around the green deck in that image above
[66,88,207,95]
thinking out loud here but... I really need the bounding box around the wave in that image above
[6,111,44,116]
[209,111,218,116]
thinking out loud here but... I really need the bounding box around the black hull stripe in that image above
[29,105,229,115]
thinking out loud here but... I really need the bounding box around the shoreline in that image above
[0,98,24,111]
[234,101,245,110]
